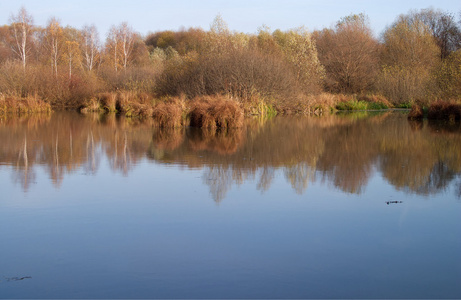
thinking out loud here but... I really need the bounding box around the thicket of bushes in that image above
[0,8,460,116]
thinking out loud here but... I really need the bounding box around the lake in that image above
[0,111,460,298]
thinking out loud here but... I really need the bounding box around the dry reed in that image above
[407,104,424,120]
[0,95,52,114]
[152,97,185,128]
[188,95,244,129]
[80,98,101,113]
[116,91,154,118]
[428,100,461,121]
[357,94,393,108]
[98,93,117,112]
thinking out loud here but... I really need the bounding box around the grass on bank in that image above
[0,95,52,114]
[335,94,393,111]
[188,95,244,129]
[79,92,246,129]
[408,100,461,121]
[12,89,461,127]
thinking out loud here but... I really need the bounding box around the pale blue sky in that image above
[1,0,460,38]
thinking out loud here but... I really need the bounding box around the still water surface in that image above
[0,111,460,298]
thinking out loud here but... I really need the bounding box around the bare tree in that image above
[44,17,64,77]
[107,25,119,72]
[63,27,82,79]
[8,6,33,70]
[315,14,379,93]
[106,22,135,72]
[408,8,461,58]
[119,22,135,71]
[82,24,100,71]
[378,15,440,104]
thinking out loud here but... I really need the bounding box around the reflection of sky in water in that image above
[0,112,460,298]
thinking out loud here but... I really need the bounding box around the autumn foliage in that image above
[0,7,460,117]
[428,101,461,121]
[152,97,185,128]
[188,96,244,129]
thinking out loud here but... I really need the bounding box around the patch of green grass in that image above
[257,101,277,117]
[336,99,389,111]
[396,103,412,109]
[336,100,368,111]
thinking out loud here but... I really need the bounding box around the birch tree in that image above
[107,22,135,72]
[63,27,82,79]
[44,18,64,77]
[82,24,100,71]
[119,22,134,71]
[107,25,119,72]
[8,6,33,70]
[277,27,325,93]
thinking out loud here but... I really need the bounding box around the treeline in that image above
[0,7,460,113]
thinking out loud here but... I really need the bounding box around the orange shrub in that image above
[152,99,184,128]
[428,100,461,121]
[188,95,244,129]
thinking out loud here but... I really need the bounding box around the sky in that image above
[1,0,460,38]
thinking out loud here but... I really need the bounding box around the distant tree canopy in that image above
[406,8,461,59]
[145,28,206,55]
[156,17,324,101]
[378,13,443,104]
[0,7,461,108]
[314,13,379,94]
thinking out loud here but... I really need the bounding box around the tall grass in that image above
[80,91,154,118]
[0,95,52,114]
[335,94,392,111]
[188,95,244,129]
[152,97,185,128]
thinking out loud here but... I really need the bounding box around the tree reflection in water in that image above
[1,111,460,201]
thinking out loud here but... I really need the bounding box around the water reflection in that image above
[1,112,460,200]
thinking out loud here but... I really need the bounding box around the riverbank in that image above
[76,92,397,127]
[0,95,51,115]
[408,100,461,121]
[2,91,460,125]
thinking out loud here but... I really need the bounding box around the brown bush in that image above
[315,14,379,94]
[152,98,184,128]
[115,91,154,118]
[300,93,340,115]
[98,93,117,112]
[157,48,297,103]
[98,65,159,92]
[80,92,117,113]
[79,98,101,113]
[188,96,244,129]
[378,15,440,105]
[188,97,215,128]
[0,95,52,114]
[408,104,424,120]
[125,102,153,118]
[428,100,461,121]
[145,28,207,55]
